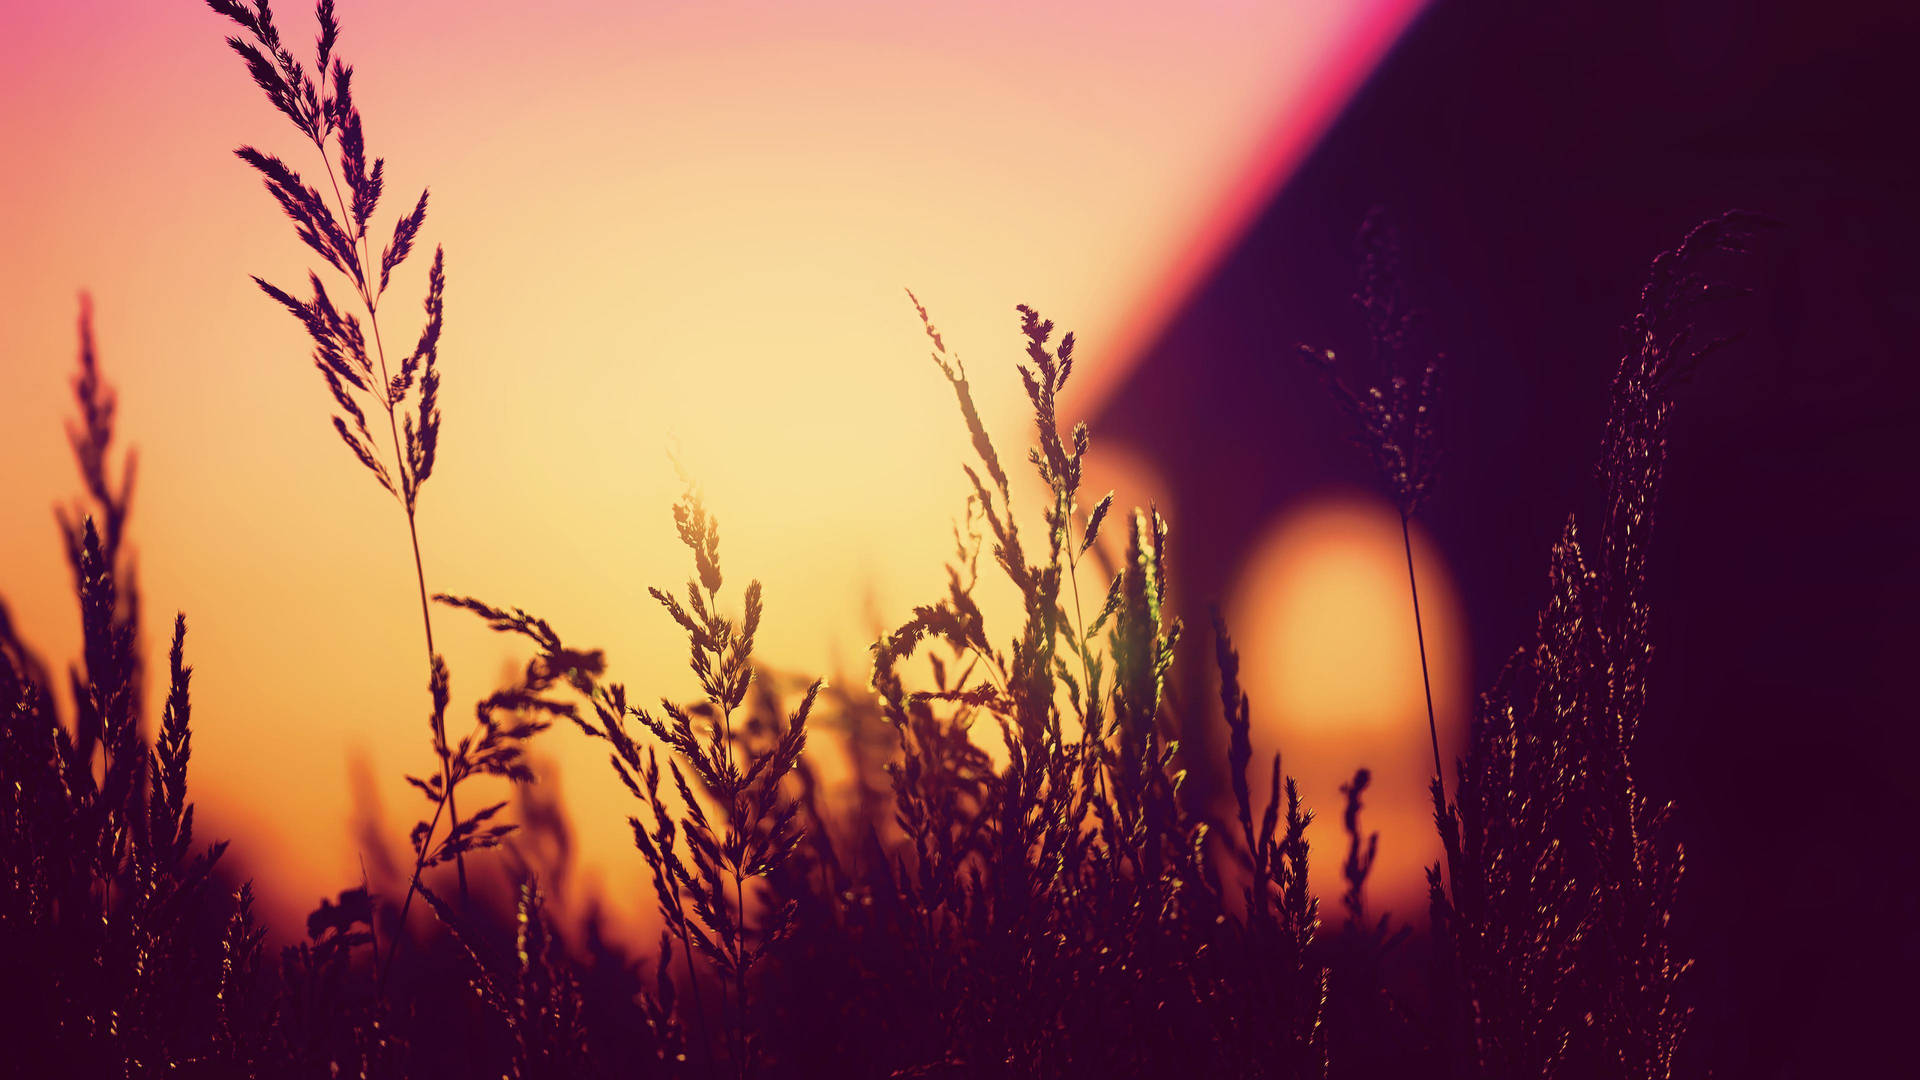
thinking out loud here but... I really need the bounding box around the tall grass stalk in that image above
[205,0,472,916]
[1298,209,1444,802]
[1401,514,1443,788]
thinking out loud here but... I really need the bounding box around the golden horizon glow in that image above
[0,0,1431,940]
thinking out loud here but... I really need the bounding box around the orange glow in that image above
[0,1,1424,938]
[1226,493,1468,918]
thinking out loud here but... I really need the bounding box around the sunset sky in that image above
[0,0,1447,937]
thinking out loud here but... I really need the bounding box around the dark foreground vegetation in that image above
[0,3,1769,1076]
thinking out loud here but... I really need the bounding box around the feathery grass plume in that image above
[874,296,1086,1072]
[205,0,470,901]
[0,301,235,1074]
[866,297,1327,1075]
[60,295,138,577]
[56,294,144,785]
[1297,209,1438,520]
[443,480,819,1078]
[1296,209,1447,798]
[1430,212,1770,1080]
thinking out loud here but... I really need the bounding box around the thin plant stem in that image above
[313,134,467,906]
[665,864,721,1080]
[1400,512,1444,799]
[710,586,732,773]
[966,644,1009,698]
[734,869,750,1080]
[378,791,445,990]
[376,310,466,902]
[401,501,465,901]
